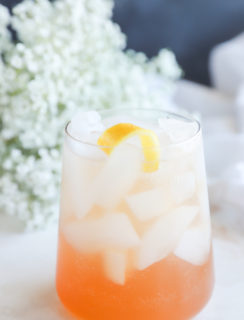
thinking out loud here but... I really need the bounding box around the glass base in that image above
[56,234,214,320]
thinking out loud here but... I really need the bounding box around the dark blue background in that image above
[113,0,244,85]
[2,0,244,85]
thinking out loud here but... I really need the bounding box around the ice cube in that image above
[140,161,175,186]
[103,250,126,285]
[62,142,103,218]
[158,118,198,143]
[174,225,211,265]
[94,143,142,208]
[126,187,170,221]
[69,110,105,141]
[63,213,140,253]
[67,138,106,160]
[135,205,199,270]
[170,171,196,204]
[66,111,106,159]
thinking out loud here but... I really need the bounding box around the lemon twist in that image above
[98,123,160,172]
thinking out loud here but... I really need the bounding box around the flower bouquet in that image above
[0,0,181,229]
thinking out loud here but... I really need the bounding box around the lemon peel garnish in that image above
[98,123,160,172]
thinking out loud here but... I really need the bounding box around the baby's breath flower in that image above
[0,0,181,230]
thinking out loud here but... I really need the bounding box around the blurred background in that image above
[113,0,244,85]
[3,0,244,84]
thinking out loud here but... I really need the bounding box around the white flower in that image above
[0,0,181,230]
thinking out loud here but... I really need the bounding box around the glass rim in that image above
[64,108,201,149]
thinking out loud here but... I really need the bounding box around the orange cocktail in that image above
[56,109,214,320]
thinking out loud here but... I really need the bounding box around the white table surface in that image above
[1,213,244,320]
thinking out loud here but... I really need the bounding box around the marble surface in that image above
[0,213,244,320]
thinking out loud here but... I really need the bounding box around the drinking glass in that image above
[56,109,214,320]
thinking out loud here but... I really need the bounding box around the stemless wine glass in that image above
[56,109,214,320]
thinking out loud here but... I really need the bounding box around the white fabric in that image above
[209,33,244,95]
[209,32,244,133]
[235,84,244,132]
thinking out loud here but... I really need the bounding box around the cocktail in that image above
[56,109,214,320]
